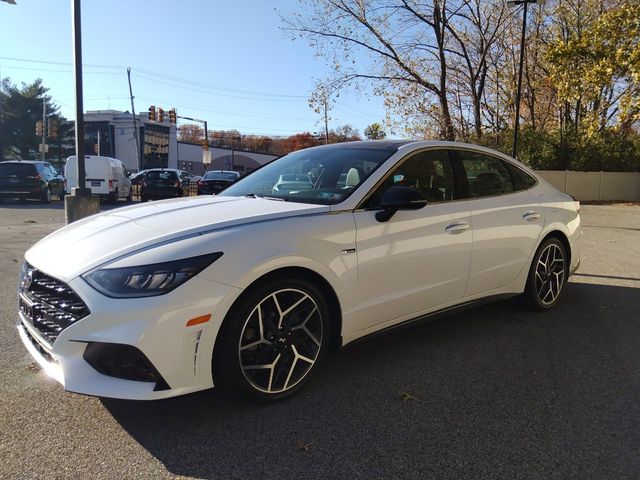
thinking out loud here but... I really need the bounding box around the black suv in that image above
[0,161,65,203]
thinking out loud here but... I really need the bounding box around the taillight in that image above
[27,175,42,181]
[197,181,204,187]
[174,181,180,188]
[109,179,113,189]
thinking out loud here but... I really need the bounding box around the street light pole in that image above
[509,0,539,159]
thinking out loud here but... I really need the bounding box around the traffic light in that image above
[48,118,59,139]
[94,143,99,155]
[35,120,44,137]
[158,107,165,123]
[149,105,156,122]
[169,108,177,124]
[201,139,209,151]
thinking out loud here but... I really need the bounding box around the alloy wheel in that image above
[534,243,565,306]
[238,288,323,394]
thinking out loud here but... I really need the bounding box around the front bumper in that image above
[17,272,240,400]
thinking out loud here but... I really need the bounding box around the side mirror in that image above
[375,186,427,222]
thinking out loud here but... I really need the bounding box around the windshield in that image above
[220,145,396,205]
[204,171,239,181]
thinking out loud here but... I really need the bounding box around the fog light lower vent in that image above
[83,342,170,391]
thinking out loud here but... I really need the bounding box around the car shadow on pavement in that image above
[101,281,640,479]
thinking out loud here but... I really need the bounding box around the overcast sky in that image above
[0,0,387,137]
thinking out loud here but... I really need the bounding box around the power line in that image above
[0,64,122,75]
[132,72,306,103]
[135,96,311,121]
[0,56,309,100]
[0,56,123,70]
[135,68,307,99]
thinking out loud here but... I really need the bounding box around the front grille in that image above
[23,326,56,363]
[19,265,90,345]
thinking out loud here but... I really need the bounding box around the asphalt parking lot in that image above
[1,200,639,479]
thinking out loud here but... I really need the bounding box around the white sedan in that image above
[17,141,583,402]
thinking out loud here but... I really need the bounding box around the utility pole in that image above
[65,0,100,224]
[41,97,46,160]
[508,0,541,159]
[127,67,141,172]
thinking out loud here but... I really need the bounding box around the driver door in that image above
[351,149,472,332]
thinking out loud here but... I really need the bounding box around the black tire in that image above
[41,187,51,204]
[523,237,568,311]
[108,189,118,205]
[214,274,330,403]
[126,188,132,203]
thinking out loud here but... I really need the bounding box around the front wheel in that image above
[523,237,568,311]
[214,276,330,403]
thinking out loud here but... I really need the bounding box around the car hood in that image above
[25,196,330,282]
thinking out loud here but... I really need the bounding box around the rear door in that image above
[451,149,544,297]
[85,156,109,195]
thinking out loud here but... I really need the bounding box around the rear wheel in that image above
[108,189,118,205]
[214,275,330,403]
[523,237,567,310]
[41,187,51,204]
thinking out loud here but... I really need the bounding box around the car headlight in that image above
[83,252,223,298]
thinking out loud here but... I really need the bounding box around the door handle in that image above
[445,222,470,234]
[523,211,541,221]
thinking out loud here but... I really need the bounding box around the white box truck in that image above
[65,155,132,204]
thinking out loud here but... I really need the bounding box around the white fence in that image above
[536,171,640,201]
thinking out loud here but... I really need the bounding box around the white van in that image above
[65,155,132,203]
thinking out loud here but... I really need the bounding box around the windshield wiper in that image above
[245,193,286,201]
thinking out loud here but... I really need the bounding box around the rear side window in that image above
[0,163,37,177]
[458,152,514,198]
[505,162,537,191]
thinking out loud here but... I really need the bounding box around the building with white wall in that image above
[84,110,277,175]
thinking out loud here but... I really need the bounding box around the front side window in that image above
[458,151,514,198]
[363,149,455,209]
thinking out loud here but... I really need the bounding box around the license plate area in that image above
[91,181,101,187]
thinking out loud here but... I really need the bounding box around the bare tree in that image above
[283,0,462,139]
